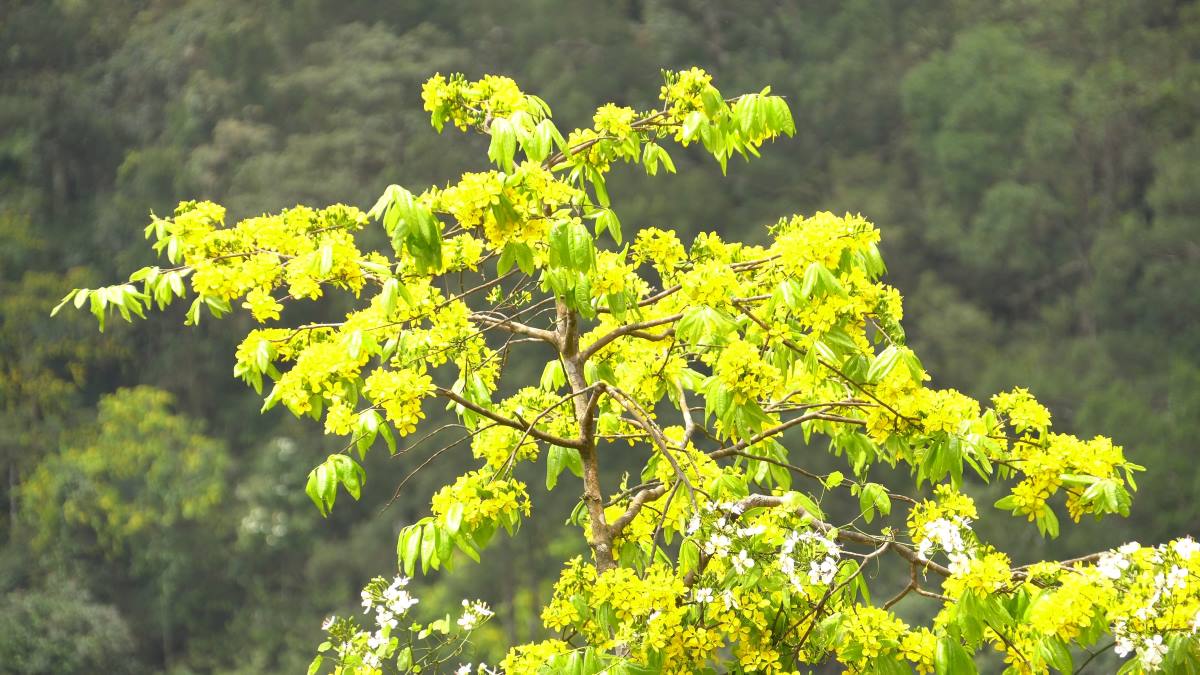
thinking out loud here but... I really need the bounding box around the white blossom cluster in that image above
[1103,537,1200,672]
[914,516,973,568]
[457,599,495,631]
[362,575,420,631]
[318,574,497,673]
[687,501,843,612]
[779,529,842,589]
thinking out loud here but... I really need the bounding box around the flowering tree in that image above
[58,69,1200,674]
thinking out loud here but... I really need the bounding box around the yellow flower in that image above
[242,287,283,322]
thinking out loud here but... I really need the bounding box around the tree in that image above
[23,386,230,667]
[60,69,1200,674]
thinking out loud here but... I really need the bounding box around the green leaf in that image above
[993,495,1018,512]
[676,305,738,347]
[380,278,400,315]
[444,502,464,535]
[781,491,824,520]
[396,647,413,671]
[681,111,706,142]
[499,241,535,275]
[305,460,337,517]
[934,636,976,674]
[545,445,582,491]
[435,525,453,569]
[866,346,902,383]
[379,421,397,455]
[540,360,566,390]
[1036,504,1060,538]
[1038,637,1072,673]
[420,521,437,573]
[318,242,334,275]
[454,533,481,563]
[525,118,558,162]
[549,220,595,273]
[589,167,610,207]
[305,468,326,516]
[401,525,422,576]
[596,209,622,245]
[50,289,78,316]
[858,483,890,523]
[488,117,517,172]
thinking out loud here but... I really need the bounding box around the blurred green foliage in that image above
[1,0,1197,671]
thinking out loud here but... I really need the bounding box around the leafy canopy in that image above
[61,68,1200,674]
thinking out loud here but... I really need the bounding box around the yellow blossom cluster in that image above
[152,201,371,312]
[430,472,530,535]
[992,387,1052,432]
[632,227,687,278]
[497,639,572,673]
[659,67,714,126]
[682,260,740,307]
[593,103,637,139]
[711,339,782,404]
[362,367,434,436]
[907,484,979,540]
[943,549,1013,597]
[833,605,913,672]
[1007,432,1134,521]
[421,73,545,131]
[771,211,882,271]
[431,164,580,250]
[591,250,631,297]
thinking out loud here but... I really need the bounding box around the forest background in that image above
[1,1,1198,672]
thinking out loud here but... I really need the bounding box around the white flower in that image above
[808,557,838,585]
[778,552,796,577]
[723,501,745,515]
[686,515,701,534]
[1191,609,1200,634]
[1138,635,1167,670]
[1158,565,1188,591]
[321,615,336,631]
[947,553,973,576]
[1097,552,1130,580]
[822,537,842,558]
[457,600,494,631]
[917,539,934,561]
[780,531,800,555]
[363,652,382,669]
[456,664,472,675]
[1172,537,1199,561]
[376,609,398,630]
[704,533,732,557]
[361,589,375,612]
[382,577,419,615]
[737,524,765,537]
[731,549,755,574]
[918,517,968,562]
[693,587,714,604]
[367,631,387,650]
[721,589,738,610]
[1114,635,1135,658]
[1118,542,1141,556]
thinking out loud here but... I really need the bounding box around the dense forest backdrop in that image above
[1,1,1198,672]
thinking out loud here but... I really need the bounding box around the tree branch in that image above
[709,410,866,460]
[580,313,683,363]
[469,311,558,344]
[436,386,584,449]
